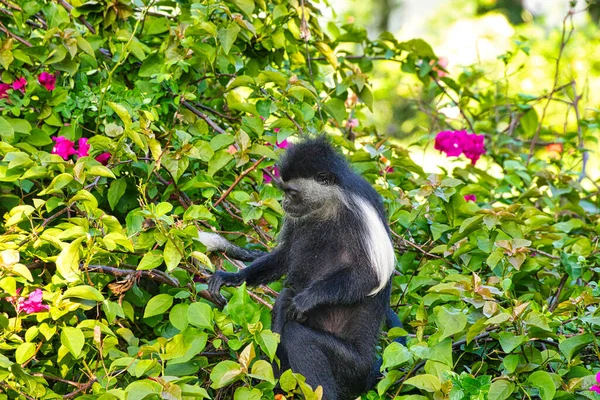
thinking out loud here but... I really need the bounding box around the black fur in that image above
[207,137,402,399]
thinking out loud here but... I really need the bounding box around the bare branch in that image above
[214,157,266,207]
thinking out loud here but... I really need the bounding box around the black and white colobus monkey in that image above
[202,137,402,400]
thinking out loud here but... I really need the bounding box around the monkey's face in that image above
[279,172,340,218]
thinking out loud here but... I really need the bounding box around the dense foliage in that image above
[0,0,599,399]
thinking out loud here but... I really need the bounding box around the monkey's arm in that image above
[197,232,267,262]
[208,249,288,305]
[288,268,378,319]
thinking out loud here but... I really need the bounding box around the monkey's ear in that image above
[315,171,336,186]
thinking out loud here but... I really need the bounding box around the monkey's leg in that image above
[280,322,369,400]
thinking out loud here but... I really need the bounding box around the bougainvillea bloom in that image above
[434,130,485,164]
[95,152,111,165]
[6,289,49,314]
[51,136,76,160]
[464,194,477,202]
[276,139,289,149]
[38,72,57,91]
[11,77,27,93]
[0,83,10,99]
[75,138,90,157]
[263,165,280,184]
[19,289,49,314]
[591,371,600,394]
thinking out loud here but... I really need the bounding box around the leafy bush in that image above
[0,0,598,399]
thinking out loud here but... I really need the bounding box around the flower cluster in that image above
[6,288,49,314]
[0,72,58,99]
[263,138,288,183]
[51,136,111,164]
[434,130,485,164]
[464,194,477,202]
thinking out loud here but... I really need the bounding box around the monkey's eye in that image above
[315,172,335,185]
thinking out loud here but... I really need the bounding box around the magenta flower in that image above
[6,289,49,314]
[11,77,27,93]
[51,136,76,160]
[95,152,111,165]
[464,194,476,202]
[75,138,90,157]
[0,83,10,99]
[38,72,57,91]
[591,371,600,394]
[20,289,49,314]
[276,139,289,149]
[434,130,485,164]
[263,166,280,184]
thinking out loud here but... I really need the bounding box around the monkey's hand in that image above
[285,292,311,323]
[208,271,242,307]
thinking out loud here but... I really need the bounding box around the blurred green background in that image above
[322,0,600,178]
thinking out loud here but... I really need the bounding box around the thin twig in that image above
[193,102,238,121]
[431,76,476,133]
[527,9,574,165]
[57,0,96,33]
[260,88,304,134]
[214,157,266,207]
[87,264,180,287]
[0,20,32,47]
[533,249,560,260]
[549,274,568,312]
[63,378,97,399]
[182,100,227,134]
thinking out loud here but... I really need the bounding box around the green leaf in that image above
[210,360,244,389]
[324,98,347,124]
[108,102,132,129]
[63,285,104,302]
[497,332,527,353]
[249,360,275,384]
[88,165,116,179]
[164,239,182,271]
[488,380,515,400]
[230,0,254,18]
[183,205,214,221]
[234,387,262,400]
[528,371,556,400]
[124,380,162,400]
[55,236,85,282]
[0,117,14,143]
[219,23,241,55]
[404,374,441,392]
[381,342,412,370]
[137,249,164,270]
[559,333,593,361]
[187,302,213,330]
[108,178,127,210]
[434,306,467,341]
[61,327,85,358]
[15,342,36,364]
[143,294,173,318]
[227,283,260,326]
[208,150,234,176]
[169,303,189,331]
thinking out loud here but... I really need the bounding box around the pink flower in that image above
[273,128,280,133]
[19,289,49,314]
[75,138,90,157]
[434,130,465,157]
[347,118,359,128]
[434,130,485,165]
[263,166,280,184]
[6,289,49,314]
[464,194,476,202]
[0,83,10,99]
[431,56,449,78]
[591,371,600,394]
[95,152,111,165]
[276,139,289,149]
[462,133,485,164]
[11,77,27,93]
[51,136,76,160]
[38,72,57,91]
